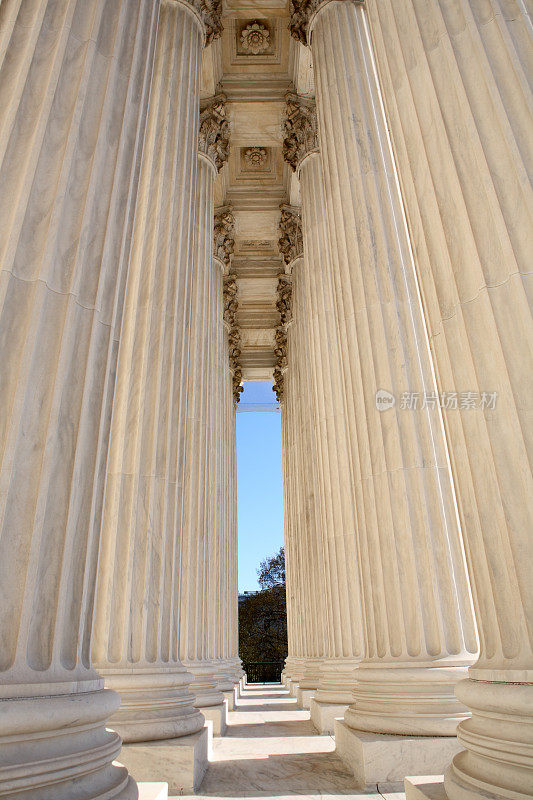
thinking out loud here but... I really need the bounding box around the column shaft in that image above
[307,0,478,735]
[0,0,159,795]
[365,1,533,796]
[92,0,206,743]
[180,153,224,710]
[298,149,363,717]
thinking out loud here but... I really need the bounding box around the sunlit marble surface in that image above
[171,684,406,799]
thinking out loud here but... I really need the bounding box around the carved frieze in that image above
[198,94,229,171]
[289,0,364,46]
[283,93,318,171]
[214,206,235,268]
[278,204,303,266]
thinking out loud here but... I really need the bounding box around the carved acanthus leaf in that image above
[223,273,243,404]
[272,275,293,402]
[214,206,235,268]
[188,0,223,45]
[278,204,303,266]
[283,93,318,171]
[198,94,229,171]
[289,0,363,46]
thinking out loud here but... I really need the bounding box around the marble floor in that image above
[173,683,406,800]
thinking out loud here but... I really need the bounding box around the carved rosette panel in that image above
[240,21,270,54]
[272,275,292,402]
[289,0,363,45]
[223,273,244,404]
[214,206,235,268]
[278,204,303,266]
[198,94,230,172]
[283,93,318,171]
[189,0,223,45]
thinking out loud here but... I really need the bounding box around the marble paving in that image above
[172,683,406,799]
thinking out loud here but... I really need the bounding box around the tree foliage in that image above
[257,546,285,589]
[238,547,287,664]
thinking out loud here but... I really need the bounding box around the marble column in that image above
[213,209,242,701]
[283,94,363,733]
[0,0,160,796]
[362,2,533,798]
[179,98,230,737]
[277,213,327,706]
[92,3,221,755]
[290,0,478,782]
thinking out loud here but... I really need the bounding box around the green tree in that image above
[238,547,287,665]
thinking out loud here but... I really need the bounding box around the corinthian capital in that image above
[185,0,223,45]
[289,0,364,46]
[199,94,229,171]
[283,93,318,171]
[214,206,235,268]
[278,204,303,266]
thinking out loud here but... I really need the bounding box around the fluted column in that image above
[290,0,478,752]
[179,98,229,729]
[0,0,160,795]
[363,2,533,798]
[92,0,220,744]
[283,94,363,731]
[212,210,242,694]
[277,214,327,703]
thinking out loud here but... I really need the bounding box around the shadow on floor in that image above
[172,683,394,799]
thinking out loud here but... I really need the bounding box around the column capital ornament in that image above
[214,206,235,268]
[283,93,318,171]
[199,94,229,171]
[289,0,364,46]
[223,274,244,404]
[185,0,223,45]
[273,275,293,402]
[278,204,303,266]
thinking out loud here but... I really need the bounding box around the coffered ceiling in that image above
[201,0,314,380]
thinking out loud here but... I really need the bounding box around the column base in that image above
[198,700,227,736]
[118,726,209,794]
[297,687,316,709]
[334,719,462,787]
[222,688,236,711]
[405,776,447,800]
[288,679,300,697]
[0,686,136,799]
[310,698,349,734]
[138,783,169,800]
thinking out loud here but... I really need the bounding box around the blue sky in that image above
[236,381,284,592]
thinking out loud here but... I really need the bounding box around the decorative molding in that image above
[240,21,271,55]
[188,0,223,46]
[272,275,293,402]
[244,147,268,169]
[278,204,303,266]
[283,93,318,171]
[198,94,229,171]
[213,206,235,268]
[289,0,364,46]
[223,273,244,404]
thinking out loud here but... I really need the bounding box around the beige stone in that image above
[119,727,209,795]
[335,721,462,789]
